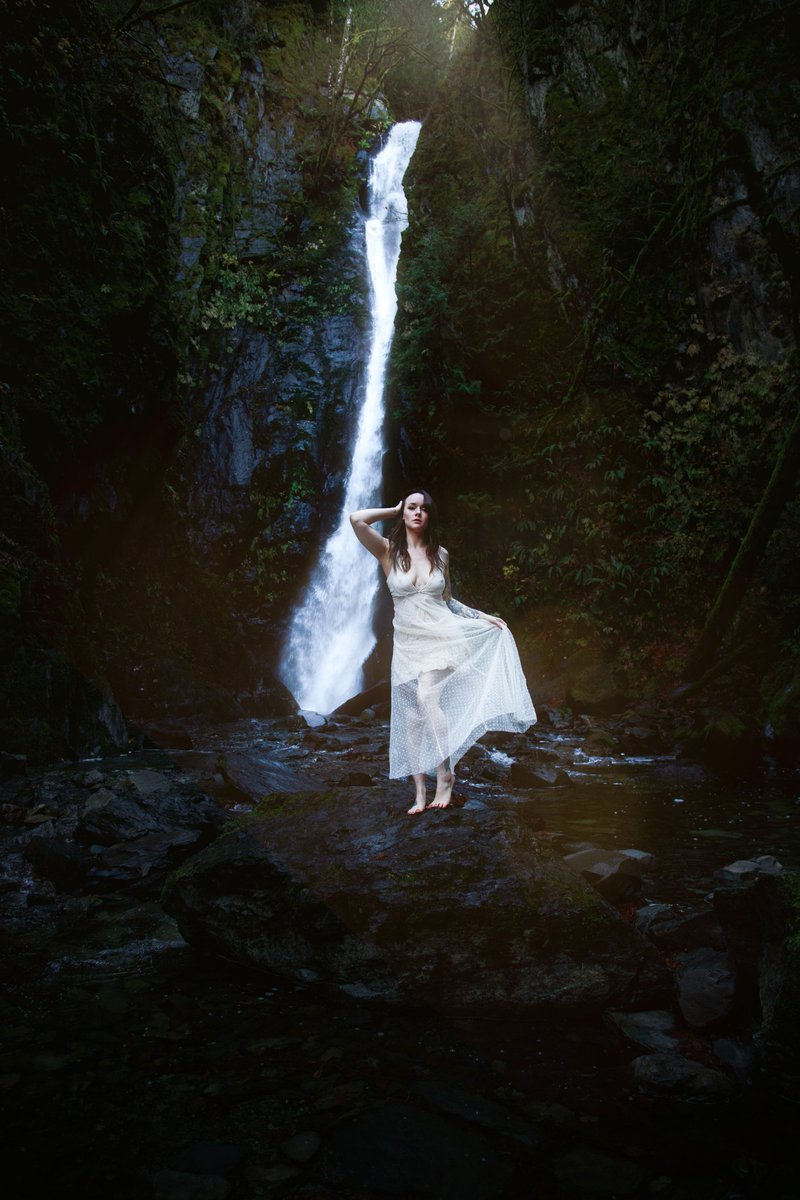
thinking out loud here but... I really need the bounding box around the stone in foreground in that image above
[162,787,670,1012]
[631,1053,733,1103]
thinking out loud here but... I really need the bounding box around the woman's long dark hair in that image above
[387,490,443,572]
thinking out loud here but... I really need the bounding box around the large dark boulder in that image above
[75,777,224,846]
[162,787,670,1012]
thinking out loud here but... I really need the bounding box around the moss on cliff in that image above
[0,0,449,749]
[391,0,800,731]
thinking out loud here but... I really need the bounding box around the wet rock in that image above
[23,804,58,827]
[22,836,89,889]
[631,1052,733,1102]
[714,855,785,884]
[634,903,671,936]
[220,749,326,796]
[465,756,510,785]
[536,706,573,729]
[563,847,654,904]
[676,948,737,1028]
[485,733,531,754]
[80,769,106,788]
[618,723,666,755]
[76,782,223,846]
[582,730,621,756]
[87,829,202,889]
[76,788,165,844]
[300,710,327,728]
[634,903,726,951]
[509,759,569,788]
[245,683,297,719]
[712,1037,757,1076]
[606,1010,680,1052]
[553,1143,646,1195]
[302,732,328,748]
[127,769,174,798]
[162,787,670,1011]
[333,680,391,717]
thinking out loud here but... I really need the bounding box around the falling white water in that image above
[279,120,421,714]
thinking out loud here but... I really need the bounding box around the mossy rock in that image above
[162,786,671,1011]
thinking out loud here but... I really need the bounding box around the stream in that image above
[1,718,799,1199]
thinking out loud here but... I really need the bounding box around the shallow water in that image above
[185,716,800,901]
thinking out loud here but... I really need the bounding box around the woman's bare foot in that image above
[428,771,455,809]
[408,786,427,815]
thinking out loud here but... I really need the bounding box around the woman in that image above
[349,491,536,814]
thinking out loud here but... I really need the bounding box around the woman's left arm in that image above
[442,549,507,629]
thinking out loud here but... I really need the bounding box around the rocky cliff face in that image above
[0,1,384,755]
[167,42,371,534]
[390,0,800,744]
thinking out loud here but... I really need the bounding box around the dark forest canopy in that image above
[1,0,799,759]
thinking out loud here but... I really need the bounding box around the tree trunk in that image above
[684,401,800,681]
[682,125,800,680]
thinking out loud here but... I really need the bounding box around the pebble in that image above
[280,1130,321,1163]
[607,1009,680,1052]
[632,1052,733,1102]
[81,769,106,787]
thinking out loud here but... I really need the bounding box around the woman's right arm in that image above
[349,502,402,563]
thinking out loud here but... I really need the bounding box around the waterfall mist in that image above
[280,121,421,715]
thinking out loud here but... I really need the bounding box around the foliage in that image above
[0,0,454,748]
[0,0,178,472]
[392,0,800,710]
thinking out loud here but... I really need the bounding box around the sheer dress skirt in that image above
[388,588,536,779]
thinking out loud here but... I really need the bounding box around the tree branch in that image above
[119,0,200,31]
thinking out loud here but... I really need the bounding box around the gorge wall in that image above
[389,0,800,751]
[1,0,445,756]
[2,0,799,761]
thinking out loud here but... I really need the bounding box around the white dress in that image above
[386,559,536,778]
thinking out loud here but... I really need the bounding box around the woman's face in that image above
[403,493,429,534]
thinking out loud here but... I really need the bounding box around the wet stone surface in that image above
[1,712,800,1198]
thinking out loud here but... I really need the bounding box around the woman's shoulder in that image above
[439,545,449,560]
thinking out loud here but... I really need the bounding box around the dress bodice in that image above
[386,561,445,601]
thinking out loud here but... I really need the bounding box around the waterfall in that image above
[280,120,421,715]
